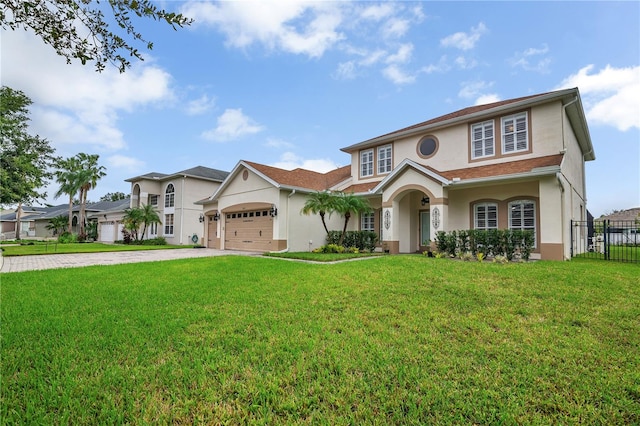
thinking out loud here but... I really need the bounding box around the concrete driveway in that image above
[0,248,259,273]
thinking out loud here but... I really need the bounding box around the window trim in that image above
[508,199,536,247]
[164,183,175,208]
[501,112,529,154]
[470,120,495,159]
[474,202,498,230]
[360,149,374,178]
[164,213,174,236]
[377,144,392,175]
[361,212,375,232]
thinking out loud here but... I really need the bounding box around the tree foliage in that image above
[1,0,193,73]
[334,193,372,246]
[99,191,127,202]
[0,86,58,206]
[123,204,159,242]
[300,191,338,235]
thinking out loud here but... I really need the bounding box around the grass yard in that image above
[0,242,194,256]
[2,256,639,424]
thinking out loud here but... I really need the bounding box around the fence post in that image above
[604,220,609,261]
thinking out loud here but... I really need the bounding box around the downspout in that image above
[180,175,186,245]
[271,189,296,253]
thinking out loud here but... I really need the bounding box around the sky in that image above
[1,1,639,217]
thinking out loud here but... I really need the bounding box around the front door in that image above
[420,211,430,250]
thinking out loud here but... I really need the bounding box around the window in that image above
[149,194,158,206]
[474,203,498,230]
[471,120,494,159]
[360,149,373,177]
[418,136,438,158]
[164,214,174,236]
[502,112,528,153]
[361,212,375,232]
[509,200,536,245]
[377,145,392,174]
[164,184,175,208]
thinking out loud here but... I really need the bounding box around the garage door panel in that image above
[225,210,273,251]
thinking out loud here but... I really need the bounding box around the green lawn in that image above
[0,242,195,256]
[2,256,639,424]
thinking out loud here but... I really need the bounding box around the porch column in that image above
[429,202,447,242]
[381,201,400,254]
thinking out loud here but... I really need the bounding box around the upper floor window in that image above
[474,203,498,230]
[360,149,373,178]
[377,145,392,174]
[149,194,158,206]
[361,212,375,232]
[509,200,536,245]
[164,184,175,208]
[164,213,174,236]
[502,112,528,153]
[471,120,494,159]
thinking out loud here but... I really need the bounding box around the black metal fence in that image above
[571,220,640,263]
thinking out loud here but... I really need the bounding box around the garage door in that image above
[225,209,273,251]
[100,222,115,242]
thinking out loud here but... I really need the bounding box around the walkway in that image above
[0,248,258,273]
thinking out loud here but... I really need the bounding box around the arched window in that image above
[509,200,536,245]
[164,183,175,208]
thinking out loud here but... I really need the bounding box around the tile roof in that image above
[245,161,351,192]
[434,154,564,181]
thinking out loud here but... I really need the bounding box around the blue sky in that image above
[2,1,638,217]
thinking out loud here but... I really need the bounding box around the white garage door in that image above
[225,209,273,251]
[100,222,115,242]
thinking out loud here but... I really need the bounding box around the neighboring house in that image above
[2,205,69,239]
[125,166,230,245]
[87,198,131,242]
[201,87,595,260]
[33,203,108,238]
[595,207,640,246]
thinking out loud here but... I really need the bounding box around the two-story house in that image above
[124,166,230,245]
[200,88,594,260]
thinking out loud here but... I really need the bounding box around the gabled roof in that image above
[598,207,640,221]
[341,88,594,161]
[437,154,564,181]
[126,166,229,183]
[202,161,351,203]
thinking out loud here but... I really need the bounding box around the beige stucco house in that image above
[200,88,594,260]
[125,166,229,245]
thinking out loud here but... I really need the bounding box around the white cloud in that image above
[421,56,452,74]
[509,43,551,73]
[382,18,410,39]
[556,64,640,131]
[1,29,174,153]
[359,4,395,21]
[201,109,264,142]
[385,43,413,64]
[181,1,344,58]
[334,61,358,80]
[382,65,416,85]
[475,94,501,105]
[106,155,146,173]
[458,80,495,99]
[186,95,216,115]
[454,55,478,70]
[270,152,339,173]
[440,22,488,51]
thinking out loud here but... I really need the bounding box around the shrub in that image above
[477,252,485,262]
[57,232,77,244]
[459,251,475,262]
[435,231,447,254]
[121,229,133,245]
[326,231,378,252]
[313,244,346,254]
[493,254,509,264]
[142,237,167,246]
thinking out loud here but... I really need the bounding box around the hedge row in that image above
[325,230,379,252]
[434,229,535,261]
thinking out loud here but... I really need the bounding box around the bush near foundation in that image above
[435,229,535,261]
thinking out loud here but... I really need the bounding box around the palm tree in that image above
[54,157,82,234]
[334,192,372,246]
[46,215,68,236]
[139,204,160,242]
[301,191,338,235]
[122,208,144,241]
[76,153,106,237]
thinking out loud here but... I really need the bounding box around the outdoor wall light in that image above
[421,196,430,206]
[213,212,220,221]
[270,205,278,217]
[199,213,205,223]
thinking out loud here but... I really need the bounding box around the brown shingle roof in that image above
[340,182,379,194]
[244,162,351,192]
[342,90,568,153]
[434,154,564,181]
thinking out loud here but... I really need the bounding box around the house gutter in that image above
[271,189,296,253]
[445,166,561,188]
